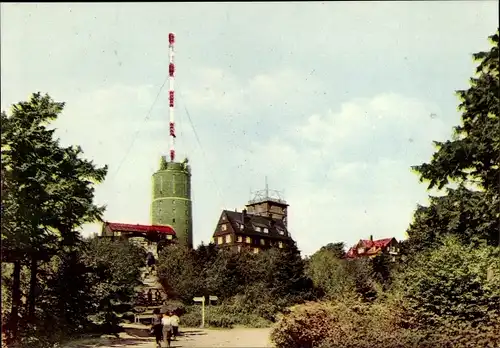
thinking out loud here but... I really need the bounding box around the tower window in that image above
[173,218,176,223]
[173,200,176,205]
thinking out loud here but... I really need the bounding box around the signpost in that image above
[193,295,218,328]
[193,296,206,328]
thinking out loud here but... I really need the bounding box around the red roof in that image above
[345,237,396,259]
[105,222,176,235]
[359,238,393,249]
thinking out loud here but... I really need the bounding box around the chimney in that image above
[242,209,247,224]
[369,235,373,242]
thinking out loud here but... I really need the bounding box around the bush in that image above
[271,299,430,348]
[391,237,500,347]
[270,301,337,348]
[180,303,272,329]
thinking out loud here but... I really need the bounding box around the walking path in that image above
[63,327,274,347]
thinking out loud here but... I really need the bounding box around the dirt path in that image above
[63,327,274,348]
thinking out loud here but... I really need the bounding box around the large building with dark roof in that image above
[211,185,295,253]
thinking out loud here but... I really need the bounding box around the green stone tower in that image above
[151,156,193,248]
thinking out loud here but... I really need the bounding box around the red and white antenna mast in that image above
[168,32,176,162]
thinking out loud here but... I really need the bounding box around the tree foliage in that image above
[157,243,315,323]
[1,93,144,346]
[407,30,500,251]
[392,237,500,347]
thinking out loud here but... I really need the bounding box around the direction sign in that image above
[209,295,218,301]
[193,296,205,302]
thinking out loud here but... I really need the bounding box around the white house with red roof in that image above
[345,235,400,261]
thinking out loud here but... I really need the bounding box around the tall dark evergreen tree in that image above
[407,30,499,252]
[1,93,107,343]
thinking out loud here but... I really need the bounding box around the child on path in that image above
[162,311,173,347]
[170,312,180,340]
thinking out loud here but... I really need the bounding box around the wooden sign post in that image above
[193,295,218,328]
[193,296,205,328]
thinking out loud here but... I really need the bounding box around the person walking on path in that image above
[151,309,163,348]
[162,311,173,347]
[147,289,153,306]
[170,312,180,340]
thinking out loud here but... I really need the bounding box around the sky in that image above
[1,2,498,256]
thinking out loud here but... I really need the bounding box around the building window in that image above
[237,236,243,243]
[245,236,251,244]
[260,239,265,246]
[255,226,261,232]
[221,224,227,231]
[225,234,232,243]
[237,246,242,252]
[240,224,244,230]
[278,241,284,249]
[253,248,259,254]
[217,236,223,244]
[277,228,284,235]
[263,228,269,233]
[167,235,173,240]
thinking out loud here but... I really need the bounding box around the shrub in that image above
[270,301,337,348]
[271,299,429,348]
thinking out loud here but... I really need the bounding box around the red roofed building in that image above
[101,221,177,257]
[345,235,400,261]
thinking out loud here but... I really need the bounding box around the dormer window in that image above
[263,228,269,233]
[277,228,285,236]
[255,226,261,232]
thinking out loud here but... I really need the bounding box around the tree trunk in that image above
[27,257,38,322]
[8,261,21,342]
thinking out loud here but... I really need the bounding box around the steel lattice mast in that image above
[168,32,176,162]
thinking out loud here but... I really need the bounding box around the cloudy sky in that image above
[1,2,497,255]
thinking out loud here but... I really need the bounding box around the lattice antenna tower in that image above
[168,32,176,161]
[248,176,287,205]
